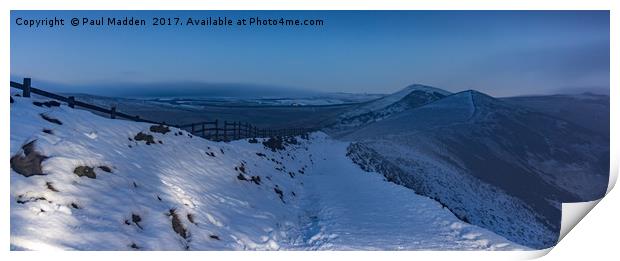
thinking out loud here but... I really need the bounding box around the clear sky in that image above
[10,10,609,97]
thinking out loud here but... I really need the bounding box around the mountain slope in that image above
[343,90,609,249]
[502,93,610,137]
[10,93,522,250]
[331,84,451,130]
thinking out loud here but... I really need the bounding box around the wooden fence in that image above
[10,78,313,141]
[176,121,310,141]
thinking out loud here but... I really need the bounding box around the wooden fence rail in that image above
[176,119,312,141]
[10,78,313,141]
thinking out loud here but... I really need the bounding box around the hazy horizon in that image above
[11,10,609,97]
[10,75,610,99]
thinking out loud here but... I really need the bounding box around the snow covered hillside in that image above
[343,90,609,249]
[10,93,524,250]
[330,84,451,131]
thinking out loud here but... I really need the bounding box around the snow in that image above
[345,140,555,249]
[340,84,451,119]
[10,93,524,250]
[293,135,524,250]
[328,84,453,131]
[340,90,608,249]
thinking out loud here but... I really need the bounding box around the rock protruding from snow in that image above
[10,140,48,177]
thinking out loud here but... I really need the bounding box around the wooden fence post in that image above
[23,78,31,97]
[237,121,241,139]
[202,123,205,138]
[223,121,228,141]
[110,106,116,119]
[233,121,239,139]
[191,123,195,134]
[68,96,75,108]
[215,120,219,141]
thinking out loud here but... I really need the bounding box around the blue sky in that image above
[10,10,609,97]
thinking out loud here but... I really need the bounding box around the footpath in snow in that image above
[10,93,524,250]
[294,135,525,250]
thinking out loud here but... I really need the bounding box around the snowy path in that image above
[294,136,525,250]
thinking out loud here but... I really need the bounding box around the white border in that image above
[2,1,617,260]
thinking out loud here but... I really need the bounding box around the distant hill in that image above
[329,84,451,132]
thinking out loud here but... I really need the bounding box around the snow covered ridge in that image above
[346,142,555,249]
[333,84,451,129]
[343,90,609,249]
[10,94,524,250]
